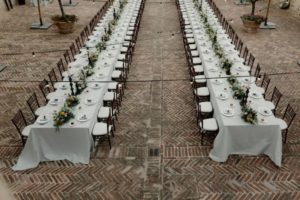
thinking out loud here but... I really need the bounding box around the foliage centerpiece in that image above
[83,65,94,77]
[53,103,75,128]
[241,105,258,124]
[221,58,233,75]
[75,71,87,95]
[88,51,99,67]
[232,84,246,100]
[65,94,80,107]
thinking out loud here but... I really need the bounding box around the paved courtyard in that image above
[0,0,300,199]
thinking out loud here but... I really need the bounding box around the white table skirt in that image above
[12,128,92,171]
[13,0,141,171]
[181,0,282,166]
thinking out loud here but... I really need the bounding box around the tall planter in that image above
[53,21,75,34]
[242,19,259,33]
[18,0,25,5]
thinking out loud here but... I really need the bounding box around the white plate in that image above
[208,67,218,72]
[222,108,235,117]
[212,79,223,85]
[258,107,272,116]
[85,98,96,106]
[97,73,105,78]
[49,98,59,105]
[249,92,262,99]
[90,83,101,89]
[77,114,89,122]
[217,92,229,100]
[37,116,48,125]
[59,84,68,90]
[235,66,246,72]
[206,57,214,62]
[242,77,255,84]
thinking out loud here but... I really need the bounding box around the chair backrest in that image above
[261,73,271,93]
[247,53,255,72]
[57,58,65,79]
[89,18,95,31]
[11,109,27,136]
[254,64,261,82]
[26,92,40,117]
[242,46,249,61]
[84,26,90,37]
[230,28,235,40]
[63,50,72,64]
[271,87,282,110]
[237,40,243,53]
[70,43,77,58]
[75,37,82,50]
[283,104,296,128]
[233,35,239,47]
[48,68,57,87]
[80,30,86,44]
[39,79,51,100]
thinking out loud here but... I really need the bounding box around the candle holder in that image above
[68,76,75,96]
[87,47,92,66]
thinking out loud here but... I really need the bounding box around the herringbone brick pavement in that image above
[1,0,300,199]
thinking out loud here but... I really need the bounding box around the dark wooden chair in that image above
[237,40,243,54]
[39,79,51,101]
[199,111,218,146]
[242,46,249,62]
[75,36,82,50]
[84,25,90,38]
[26,92,40,119]
[247,53,255,72]
[48,68,58,88]
[80,30,86,44]
[11,110,31,146]
[69,43,77,58]
[63,50,72,64]
[261,73,271,97]
[57,58,66,79]
[233,35,239,47]
[269,87,282,115]
[254,64,261,82]
[279,104,296,144]
[92,117,114,149]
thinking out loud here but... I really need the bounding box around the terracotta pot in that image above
[242,19,259,33]
[53,21,75,34]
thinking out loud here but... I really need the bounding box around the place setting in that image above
[36,114,50,125]
[249,91,263,99]
[258,107,273,116]
[217,91,229,100]
[88,82,102,89]
[222,107,235,117]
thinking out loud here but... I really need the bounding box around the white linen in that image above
[13,0,142,171]
[180,0,282,166]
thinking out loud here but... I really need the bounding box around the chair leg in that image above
[107,134,112,149]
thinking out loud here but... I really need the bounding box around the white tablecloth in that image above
[180,0,282,166]
[13,0,141,171]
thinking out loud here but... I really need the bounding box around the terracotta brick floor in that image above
[0,0,300,199]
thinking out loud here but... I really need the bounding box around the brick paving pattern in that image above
[0,0,300,199]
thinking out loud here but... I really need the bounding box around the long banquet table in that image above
[12,0,142,171]
[179,0,282,166]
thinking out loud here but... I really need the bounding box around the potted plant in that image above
[240,0,265,33]
[51,0,78,34]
